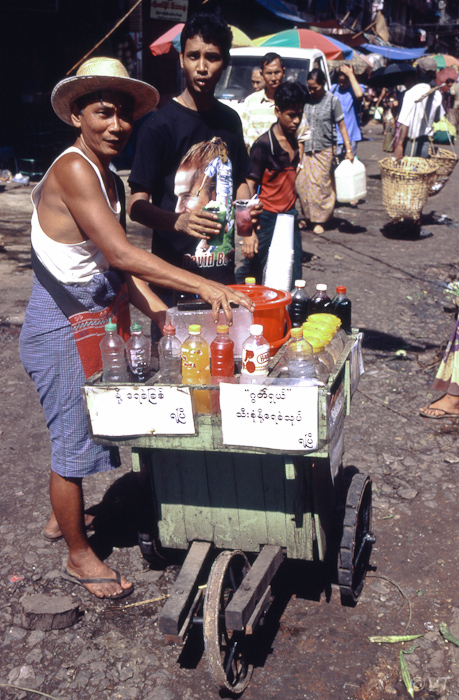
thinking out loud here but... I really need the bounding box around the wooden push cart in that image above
[83,331,374,694]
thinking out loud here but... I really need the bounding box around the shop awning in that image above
[360,43,427,61]
[253,0,307,23]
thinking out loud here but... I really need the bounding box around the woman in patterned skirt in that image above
[296,69,354,234]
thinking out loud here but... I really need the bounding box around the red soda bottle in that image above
[210,325,235,377]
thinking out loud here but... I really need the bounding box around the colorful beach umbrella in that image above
[253,28,353,60]
[150,23,184,57]
[150,23,254,57]
[431,54,459,70]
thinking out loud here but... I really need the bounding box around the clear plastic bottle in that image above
[332,285,352,333]
[182,324,211,413]
[289,279,310,327]
[100,318,129,382]
[285,328,315,381]
[158,323,182,384]
[302,329,334,383]
[126,321,151,382]
[240,324,270,384]
[211,325,235,378]
[308,283,332,314]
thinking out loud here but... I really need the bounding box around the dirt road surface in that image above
[1,126,459,700]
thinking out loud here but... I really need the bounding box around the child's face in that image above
[275,104,303,135]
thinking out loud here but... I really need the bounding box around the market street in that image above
[2,124,459,700]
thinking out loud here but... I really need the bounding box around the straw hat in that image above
[51,56,159,125]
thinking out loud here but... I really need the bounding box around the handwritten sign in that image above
[150,0,188,21]
[84,385,195,437]
[220,384,319,452]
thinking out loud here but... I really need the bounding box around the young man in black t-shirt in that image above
[128,14,255,309]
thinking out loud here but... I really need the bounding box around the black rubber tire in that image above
[338,473,374,604]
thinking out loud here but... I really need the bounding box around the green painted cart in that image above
[83,330,374,694]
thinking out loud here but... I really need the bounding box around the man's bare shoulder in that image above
[46,150,101,196]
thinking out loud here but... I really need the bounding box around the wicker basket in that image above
[428,146,459,196]
[379,156,439,220]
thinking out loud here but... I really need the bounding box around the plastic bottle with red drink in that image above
[240,324,270,384]
[308,283,332,314]
[332,285,352,333]
[211,325,235,378]
[210,324,235,412]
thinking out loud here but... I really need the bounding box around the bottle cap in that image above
[188,324,201,334]
[294,280,306,288]
[336,285,347,294]
[316,283,327,291]
[104,317,117,332]
[162,323,176,336]
[130,320,143,333]
[245,277,256,285]
[290,327,303,339]
[250,324,263,336]
[217,324,229,334]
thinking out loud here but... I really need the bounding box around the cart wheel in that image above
[338,473,375,604]
[204,550,253,694]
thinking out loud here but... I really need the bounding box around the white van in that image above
[215,46,332,114]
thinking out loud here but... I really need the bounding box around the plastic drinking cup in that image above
[235,199,258,237]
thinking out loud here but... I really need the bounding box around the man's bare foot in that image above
[419,394,459,418]
[313,224,324,234]
[44,512,95,541]
[64,551,133,599]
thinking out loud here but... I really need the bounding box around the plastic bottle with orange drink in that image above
[182,324,211,413]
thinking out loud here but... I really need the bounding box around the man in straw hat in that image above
[19,56,252,600]
[128,13,261,313]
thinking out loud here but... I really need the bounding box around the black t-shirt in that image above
[129,98,251,285]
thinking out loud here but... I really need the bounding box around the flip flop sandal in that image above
[61,569,134,600]
[419,407,459,419]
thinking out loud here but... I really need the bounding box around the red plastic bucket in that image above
[229,284,292,356]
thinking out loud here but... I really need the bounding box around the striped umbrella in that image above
[150,23,254,56]
[431,54,459,70]
[253,28,353,61]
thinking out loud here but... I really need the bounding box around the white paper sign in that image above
[150,0,188,21]
[220,384,319,451]
[84,385,195,437]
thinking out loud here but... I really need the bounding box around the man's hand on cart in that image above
[197,280,255,324]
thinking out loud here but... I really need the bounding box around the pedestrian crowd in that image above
[18,10,459,600]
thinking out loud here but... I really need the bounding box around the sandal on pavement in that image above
[419,406,459,419]
[61,569,134,600]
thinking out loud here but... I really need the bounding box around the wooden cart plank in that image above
[232,454,269,551]
[284,457,314,561]
[151,450,187,549]
[180,451,214,543]
[205,452,240,549]
[260,454,288,548]
[159,541,211,636]
[225,545,284,631]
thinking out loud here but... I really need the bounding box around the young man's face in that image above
[180,35,227,98]
[262,58,285,96]
[71,91,134,159]
[275,105,303,135]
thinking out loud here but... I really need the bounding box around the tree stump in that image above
[21,594,80,630]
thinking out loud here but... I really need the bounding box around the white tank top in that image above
[31,147,121,285]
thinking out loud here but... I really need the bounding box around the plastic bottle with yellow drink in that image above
[182,324,211,413]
